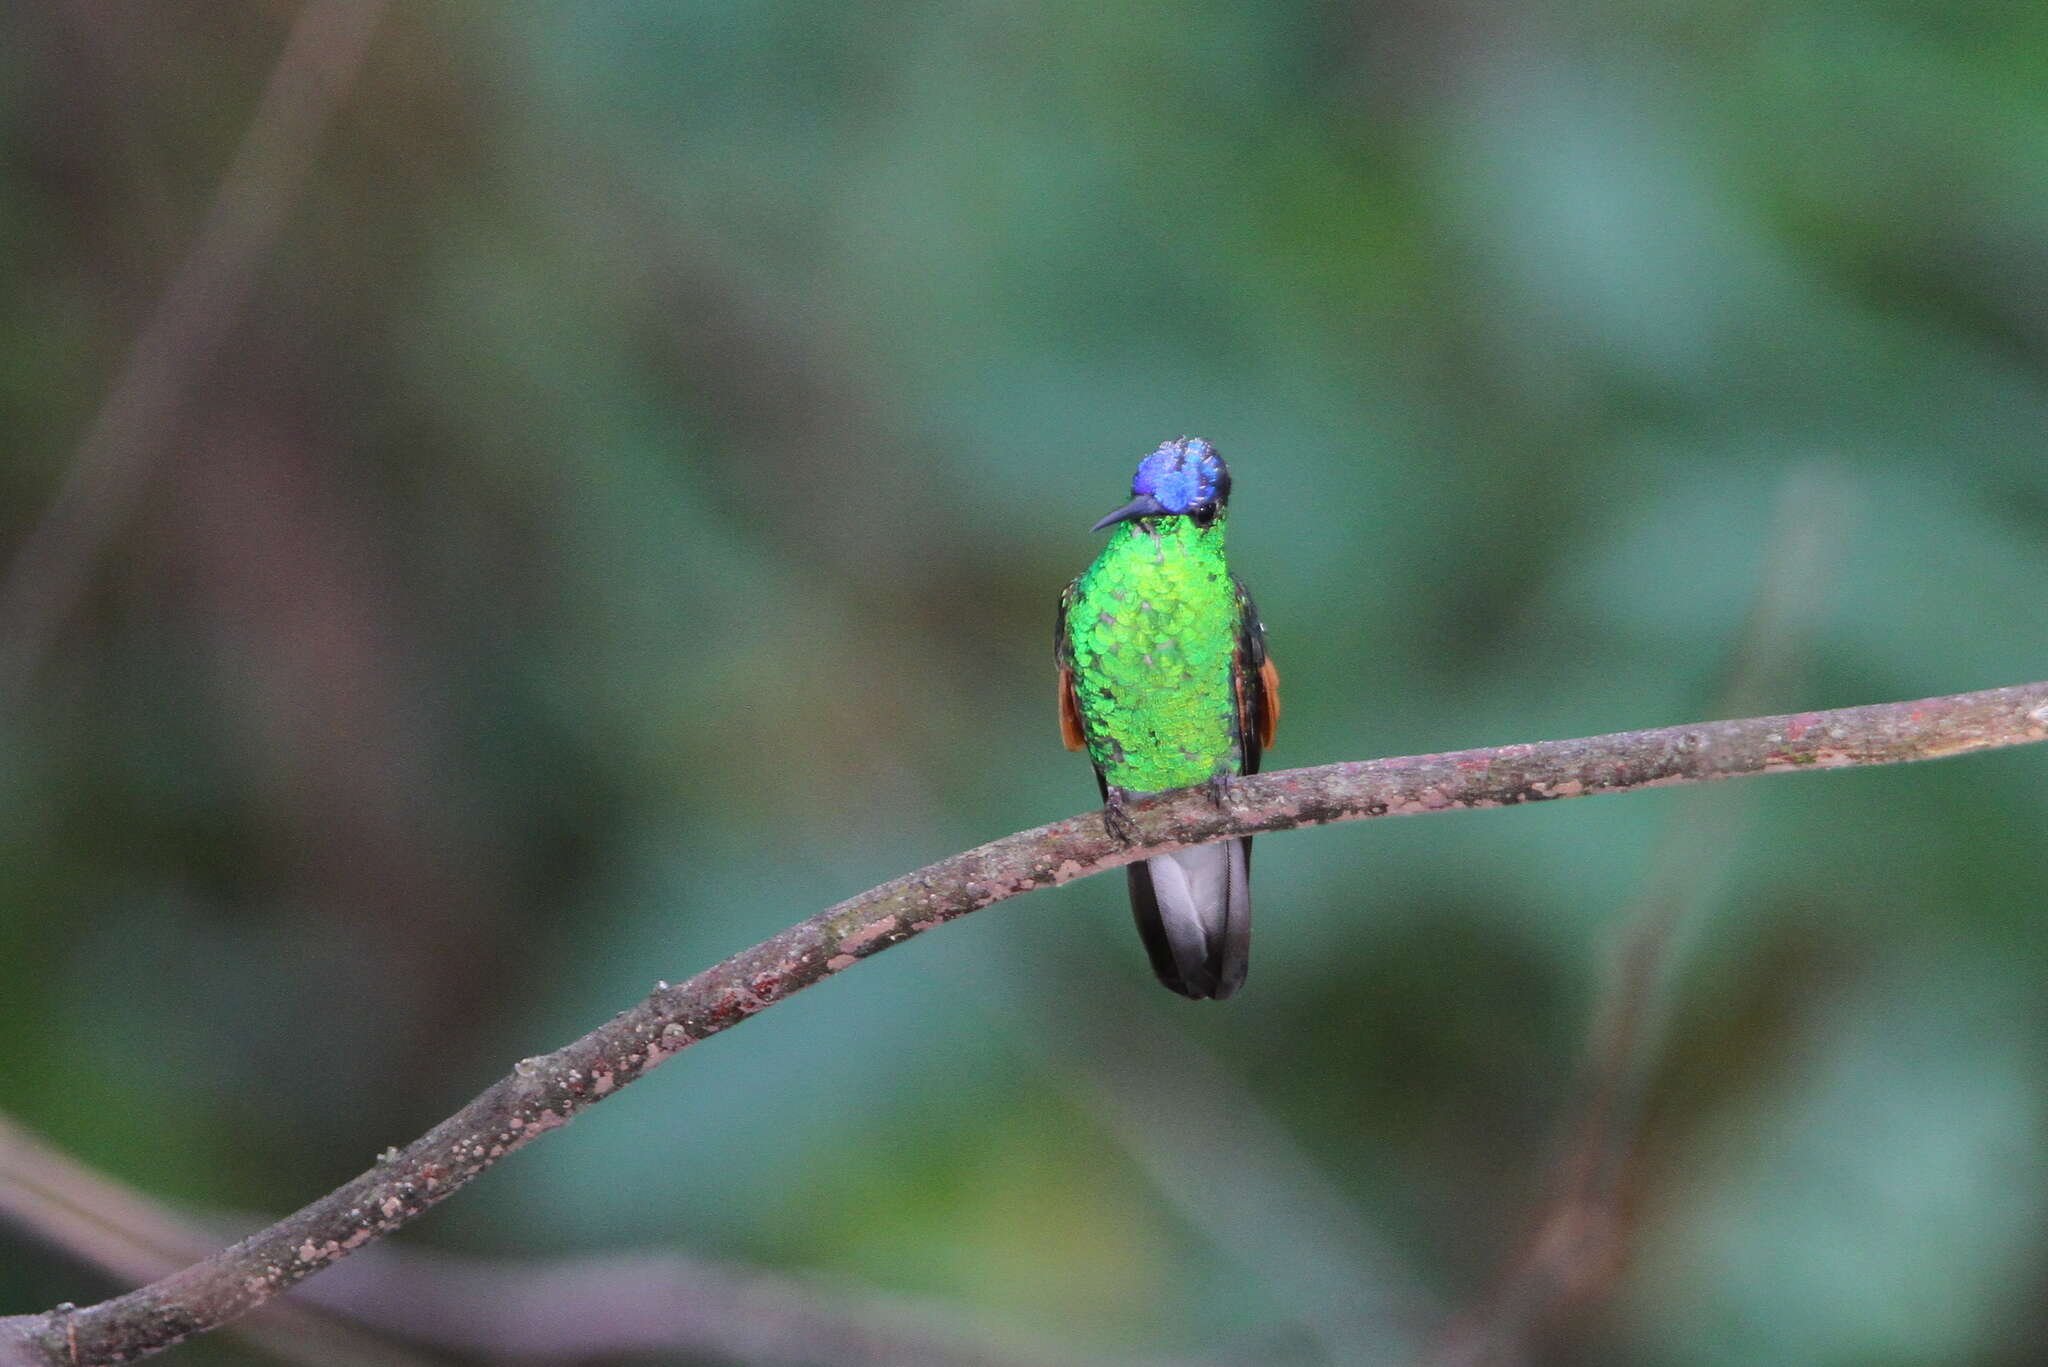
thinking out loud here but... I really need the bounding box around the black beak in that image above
[1091,494,1168,532]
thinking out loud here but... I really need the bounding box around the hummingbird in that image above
[1055,437,1280,999]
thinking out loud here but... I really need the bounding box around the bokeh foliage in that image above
[6,2,2048,1363]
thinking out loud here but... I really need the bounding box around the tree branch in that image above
[0,1115,436,1367]
[0,1110,1157,1367]
[6,680,2047,1364]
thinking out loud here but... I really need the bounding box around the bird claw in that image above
[1204,772,1237,811]
[1102,788,1141,845]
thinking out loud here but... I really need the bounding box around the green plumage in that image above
[1061,511,1243,793]
[1057,436,1272,1000]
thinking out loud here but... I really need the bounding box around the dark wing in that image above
[1055,579,1086,752]
[1232,575,1279,775]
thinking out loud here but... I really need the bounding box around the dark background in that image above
[6,3,2048,1364]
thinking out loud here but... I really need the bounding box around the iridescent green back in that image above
[1062,513,1241,793]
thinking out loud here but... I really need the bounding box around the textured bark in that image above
[5,679,2047,1363]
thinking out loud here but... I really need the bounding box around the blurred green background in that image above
[6,3,2048,1364]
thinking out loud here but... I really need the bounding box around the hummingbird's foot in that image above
[1204,771,1238,811]
[1102,787,1141,845]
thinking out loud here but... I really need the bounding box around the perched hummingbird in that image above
[1056,437,1280,999]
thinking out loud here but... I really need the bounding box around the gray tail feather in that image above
[1127,837,1251,1000]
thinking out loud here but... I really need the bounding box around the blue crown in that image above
[1131,437,1230,514]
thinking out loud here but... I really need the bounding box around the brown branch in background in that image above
[0,0,387,697]
[5,679,2048,1364]
[307,1248,1153,1367]
[0,1112,1156,1367]
[0,1117,434,1367]
[1430,466,1854,1367]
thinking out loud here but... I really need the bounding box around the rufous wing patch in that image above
[1058,667,1086,751]
[1258,655,1281,749]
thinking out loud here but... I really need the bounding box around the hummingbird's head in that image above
[1092,437,1232,532]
